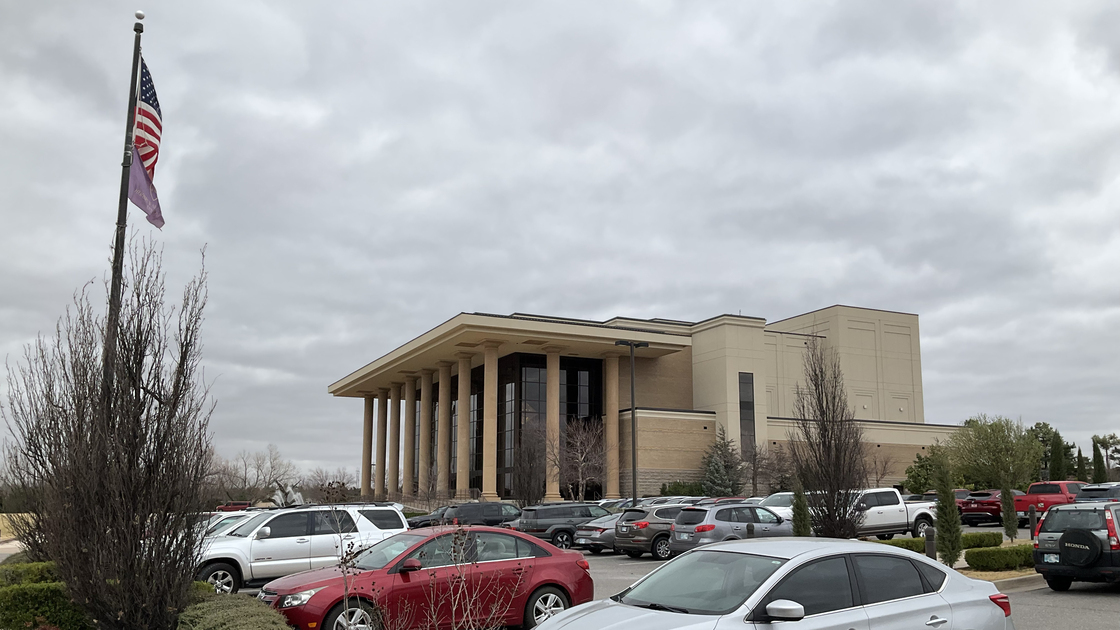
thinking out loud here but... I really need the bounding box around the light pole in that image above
[615,340,648,506]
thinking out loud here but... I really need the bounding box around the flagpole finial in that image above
[135,10,145,20]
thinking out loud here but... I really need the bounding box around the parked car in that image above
[442,502,522,527]
[215,501,253,512]
[854,488,937,539]
[574,513,622,555]
[1015,481,1085,525]
[1033,501,1120,591]
[197,504,408,593]
[406,506,451,528]
[260,526,594,629]
[614,505,687,560]
[1074,483,1120,504]
[696,496,748,506]
[923,488,971,509]
[961,489,1025,526]
[517,503,612,549]
[538,538,1014,630]
[757,493,795,520]
[668,504,791,556]
[203,511,254,538]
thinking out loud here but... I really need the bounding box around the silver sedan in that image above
[539,538,1015,630]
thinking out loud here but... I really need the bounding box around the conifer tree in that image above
[701,427,743,496]
[933,452,962,566]
[1001,481,1018,541]
[1076,447,1088,482]
[1048,432,1066,481]
[792,485,812,537]
[1093,441,1108,484]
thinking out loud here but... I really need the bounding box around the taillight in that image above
[695,524,715,533]
[576,558,590,570]
[989,593,1011,617]
[670,524,675,531]
[633,521,649,529]
[1034,514,1045,542]
[1105,511,1120,550]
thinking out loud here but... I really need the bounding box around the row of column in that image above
[359,348,622,501]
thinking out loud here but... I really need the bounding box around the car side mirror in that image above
[400,558,422,572]
[766,599,805,622]
[775,516,783,524]
[856,502,869,512]
[255,527,271,540]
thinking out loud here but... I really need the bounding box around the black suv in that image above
[517,502,612,549]
[1033,501,1120,590]
[440,502,521,527]
[1075,483,1120,504]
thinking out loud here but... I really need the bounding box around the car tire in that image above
[625,550,643,559]
[651,536,672,560]
[197,562,240,594]
[324,599,383,630]
[1046,576,1073,592]
[1059,529,1103,567]
[523,586,569,628]
[588,547,602,555]
[877,534,895,541]
[912,517,933,538]
[552,531,573,549]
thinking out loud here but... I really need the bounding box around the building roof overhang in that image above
[328,312,691,398]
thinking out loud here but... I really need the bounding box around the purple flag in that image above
[128,151,164,229]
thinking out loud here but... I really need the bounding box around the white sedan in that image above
[540,538,1014,630]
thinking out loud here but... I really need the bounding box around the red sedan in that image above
[258,526,594,630]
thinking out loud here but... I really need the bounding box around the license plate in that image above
[677,532,689,540]
[576,538,589,544]
[1044,553,1059,564]
[1016,511,1026,517]
[619,526,628,533]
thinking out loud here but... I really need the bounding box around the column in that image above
[418,369,434,495]
[387,383,402,497]
[456,353,473,499]
[374,388,388,499]
[481,342,501,501]
[603,354,621,499]
[403,376,417,497]
[360,395,374,497]
[544,347,562,502]
[437,361,453,494]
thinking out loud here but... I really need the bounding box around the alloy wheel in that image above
[333,606,377,630]
[533,593,566,623]
[553,532,572,549]
[207,570,234,594]
[653,538,671,560]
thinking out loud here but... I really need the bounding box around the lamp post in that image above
[615,340,648,506]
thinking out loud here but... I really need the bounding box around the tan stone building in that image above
[328,305,958,501]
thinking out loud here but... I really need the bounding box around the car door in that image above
[248,512,312,579]
[500,503,522,524]
[386,534,463,629]
[309,510,360,568]
[751,555,869,630]
[852,554,952,630]
[750,507,787,537]
[712,507,739,539]
[872,491,906,530]
[470,532,536,626]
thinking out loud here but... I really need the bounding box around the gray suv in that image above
[1033,501,1120,591]
[614,504,686,560]
[1074,483,1120,503]
[517,502,612,549]
[668,504,792,556]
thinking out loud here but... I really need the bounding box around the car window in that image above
[623,550,786,615]
[714,508,736,523]
[875,492,900,506]
[733,507,755,523]
[474,532,519,562]
[265,513,310,538]
[914,562,947,592]
[515,537,547,558]
[1030,484,1060,495]
[676,509,707,525]
[538,507,566,519]
[761,494,793,508]
[406,533,471,568]
[654,507,683,521]
[753,508,779,524]
[1066,483,1082,493]
[954,490,971,500]
[853,555,925,604]
[620,509,648,523]
[484,504,503,518]
[360,509,406,530]
[354,533,426,570]
[590,506,610,518]
[228,512,271,537]
[314,510,358,534]
[764,557,853,616]
[205,515,246,536]
[1077,487,1114,499]
[502,504,522,518]
[572,506,592,518]
[1041,509,1106,532]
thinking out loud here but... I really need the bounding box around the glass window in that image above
[589,506,609,518]
[676,509,708,526]
[873,491,899,506]
[475,532,519,562]
[354,533,426,570]
[406,534,471,568]
[732,507,754,523]
[314,511,358,534]
[360,509,406,530]
[654,507,683,521]
[765,557,853,616]
[502,504,522,518]
[622,550,785,615]
[572,506,592,518]
[228,513,271,537]
[1040,509,1106,532]
[915,562,947,592]
[761,494,793,508]
[714,508,736,523]
[853,555,925,604]
[265,513,310,538]
[753,508,779,524]
[1030,484,1060,495]
[620,509,648,523]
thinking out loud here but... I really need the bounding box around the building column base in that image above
[481,492,500,502]
[604,492,620,500]
[543,492,562,502]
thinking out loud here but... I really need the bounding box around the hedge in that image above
[961,532,1003,550]
[874,538,925,552]
[177,594,291,630]
[964,544,1034,571]
[0,561,57,587]
[0,582,92,630]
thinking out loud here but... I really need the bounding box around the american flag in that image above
[133,57,162,178]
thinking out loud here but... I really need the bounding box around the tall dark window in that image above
[521,366,547,425]
[413,395,421,493]
[739,372,755,454]
[430,399,438,482]
[449,398,458,488]
[501,382,515,497]
[469,392,481,490]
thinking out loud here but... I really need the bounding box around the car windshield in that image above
[1041,509,1106,533]
[954,490,971,500]
[1078,488,1118,499]
[227,512,272,537]
[761,494,792,508]
[619,550,785,615]
[206,515,248,536]
[354,533,428,570]
[675,509,708,526]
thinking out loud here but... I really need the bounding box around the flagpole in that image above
[101,12,145,412]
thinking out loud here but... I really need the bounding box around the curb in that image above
[991,573,1045,592]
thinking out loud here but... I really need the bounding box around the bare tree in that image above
[513,419,547,507]
[743,444,769,497]
[302,466,358,503]
[787,337,868,538]
[548,417,604,502]
[3,242,212,629]
[764,444,795,494]
[866,446,896,488]
[211,443,299,502]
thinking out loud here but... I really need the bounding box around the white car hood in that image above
[540,599,720,630]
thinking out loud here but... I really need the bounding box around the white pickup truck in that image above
[854,487,936,539]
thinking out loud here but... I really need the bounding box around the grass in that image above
[958,567,1036,581]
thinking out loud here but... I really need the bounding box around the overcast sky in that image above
[2,1,1118,474]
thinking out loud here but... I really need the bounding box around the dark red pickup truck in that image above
[1014,481,1085,524]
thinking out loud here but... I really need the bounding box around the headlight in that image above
[279,588,323,608]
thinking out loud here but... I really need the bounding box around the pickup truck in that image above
[1014,481,1085,525]
[854,488,937,539]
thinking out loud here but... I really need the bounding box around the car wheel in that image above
[1059,529,1103,567]
[651,536,672,561]
[325,599,383,630]
[524,586,569,628]
[625,550,643,559]
[552,531,573,549]
[877,534,895,541]
[588,547,603,555]
[912,517,932,538]
[1046,576,1073,592]
[197,562,240,594]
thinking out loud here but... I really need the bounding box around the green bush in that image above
[874,538,926,553]
[177,594,291,630]
[660,481,704,496]
[964,544,1034,571]
[0,582,92,630]
[0,561,57,586]
[961,532,1004,550]
[0,551,30,566]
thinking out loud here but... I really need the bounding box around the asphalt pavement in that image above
[1008,582,1120,630]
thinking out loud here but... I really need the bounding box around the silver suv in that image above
[196,504,407,593]
[1033,501,1120,591]
[668,504,792,556]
